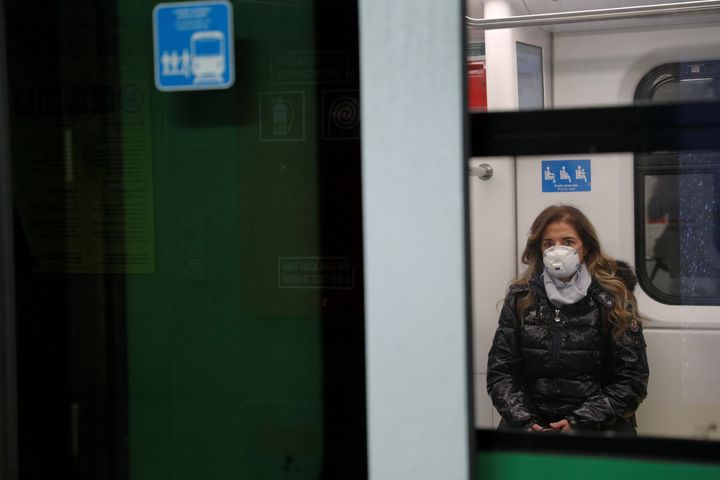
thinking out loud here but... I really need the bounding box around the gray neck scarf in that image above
[542,263,591,307]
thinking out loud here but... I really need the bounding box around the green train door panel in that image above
[6,1,365,478]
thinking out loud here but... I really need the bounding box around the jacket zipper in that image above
[551,308,561,372]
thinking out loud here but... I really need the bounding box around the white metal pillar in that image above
[359,1,472,479]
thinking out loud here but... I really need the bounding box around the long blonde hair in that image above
[512,205,637,337]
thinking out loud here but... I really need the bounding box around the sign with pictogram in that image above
[153,0,234,91]
[542,160,591,192]
[258,92,306,141]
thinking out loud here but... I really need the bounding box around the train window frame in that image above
[634,60,720,307]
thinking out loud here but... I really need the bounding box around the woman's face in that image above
[541,221,585,263]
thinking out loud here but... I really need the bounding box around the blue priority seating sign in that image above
[541,159,591,192]
[153,0,235,91]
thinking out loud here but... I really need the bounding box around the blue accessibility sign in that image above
[153,0,234,91]
[542,159,591,192]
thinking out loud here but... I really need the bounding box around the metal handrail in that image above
[467,0,720,30]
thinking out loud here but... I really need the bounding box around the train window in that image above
[635,61,720,305]
[468,0,720,449]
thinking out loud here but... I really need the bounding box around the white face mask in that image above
[543,245,580,279]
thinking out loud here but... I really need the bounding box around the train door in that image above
[471,0,720,440]
[3,0,367,479]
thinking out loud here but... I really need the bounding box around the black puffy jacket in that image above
[486,273,649,431]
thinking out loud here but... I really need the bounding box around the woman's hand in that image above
[527,423,547,432]
[528,422,570,432]
[549,419,572,432]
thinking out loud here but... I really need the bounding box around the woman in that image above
[487,205,649,434]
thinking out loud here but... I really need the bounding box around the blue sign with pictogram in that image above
[153,0,234,91]
[542,159,591,192]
